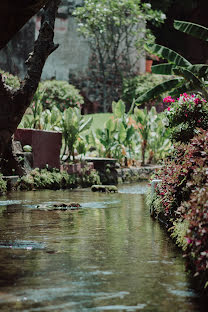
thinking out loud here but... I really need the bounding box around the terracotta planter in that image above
[14,129,62,169]
[145,59,153,73]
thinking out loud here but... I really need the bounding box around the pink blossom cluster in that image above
[163,96,175,104]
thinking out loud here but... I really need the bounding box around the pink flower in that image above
[185,237,192,244]
[163,96,175,103]
[167,107,171,111]
[194,98,202,105]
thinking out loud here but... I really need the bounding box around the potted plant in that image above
[146,52,159,73]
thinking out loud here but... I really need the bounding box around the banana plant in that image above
[136,20,208,104]
[133,107,154,165]
[62,107,93,161]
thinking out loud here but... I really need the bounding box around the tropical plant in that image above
[87,100,171,165]
[62,107,93,161]
[74,0,165,112]
[122,73,173,110]
[94,100,136,162]
[133,106,171,165]
[19,100,62,131]
[136,20,208,103]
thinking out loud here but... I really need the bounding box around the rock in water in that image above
[91,185,118,193]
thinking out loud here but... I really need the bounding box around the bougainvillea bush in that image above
[152,129,208,291]
[164,93,208,142]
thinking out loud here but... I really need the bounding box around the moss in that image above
[170,219,189,250]
[18,167,100,191]
[0,174,7,195]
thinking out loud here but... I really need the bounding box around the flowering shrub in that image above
[164,93,208,142]
[153,130,208,290]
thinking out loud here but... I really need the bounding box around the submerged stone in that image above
[36,202,81,211]
[91,185,118,193]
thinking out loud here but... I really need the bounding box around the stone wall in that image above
[116,166,162,183]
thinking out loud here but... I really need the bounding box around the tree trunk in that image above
[0,0,50,50]
[0,0,61,173]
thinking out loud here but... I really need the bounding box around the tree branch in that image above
[21,0,61,102]
[0,0,51,50]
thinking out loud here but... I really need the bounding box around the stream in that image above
[0,183,204,311]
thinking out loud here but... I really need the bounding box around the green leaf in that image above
[105,118,115,132]
[135,78,183,103]
[174,20,208,42]
[118,123,126,143]
[151,63,175,75]
[79,116,93,133]
[186,64,208,78]
[112,100,125,118]
[145,43,191,67]
[173,67,204,88]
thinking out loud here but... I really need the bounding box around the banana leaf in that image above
[151,63,175,75]
[145,43,191,67]
[186,64,208,78]
[135,78,183,104]
[173,67,205,89]
[174,20,208,42]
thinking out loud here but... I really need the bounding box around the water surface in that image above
[0,183,202,311]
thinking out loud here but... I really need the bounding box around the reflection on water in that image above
[0,184,203,311]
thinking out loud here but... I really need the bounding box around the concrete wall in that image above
[0,18,35,79]
[36,13,90,81]
[0,0,145,82]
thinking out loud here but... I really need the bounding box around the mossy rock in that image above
[37,202,81,211]
[91,185,118,193]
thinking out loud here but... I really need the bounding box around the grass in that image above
[83,113,112,132]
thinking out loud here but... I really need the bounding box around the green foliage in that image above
[74,0,165,111]
[0,174,7,195]
[87,101,171,165]
[62,107,93,160]
[76,167,101,188]
[18,168,77,190]
[151,129,208,289]
[0,69,20,89]
[137,20,208,103]
[35,80,84,112]
[122,73,174,108]
[134,106,171,164]
[19,101,63,131]
[174,20,208,42]
[164,93,208,142]
[18,166,100,190]
[170,219,189,250]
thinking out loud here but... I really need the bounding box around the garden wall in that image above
[14,129,62,170]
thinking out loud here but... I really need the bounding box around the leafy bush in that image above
[76,167,101,188]
[122,73,173,109]
[35,80,84,112]
[165,93,208,142]
[152,129,208,290]
[0,174,7,195]
[0,69,20,89]
[18,168,77,190]
[18,167,100,190]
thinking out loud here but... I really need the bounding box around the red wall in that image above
[14,129,62,169]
